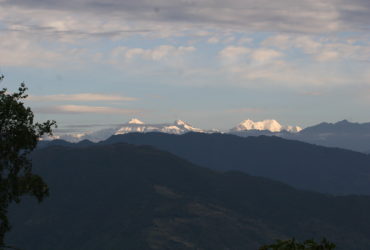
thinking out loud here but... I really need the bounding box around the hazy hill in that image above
[292,120,370,152]
[7,143,370,250]
[231,120,370,153]
[101,132,370,195]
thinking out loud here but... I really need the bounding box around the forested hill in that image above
[100,132,370,195]
[7,143,370,249]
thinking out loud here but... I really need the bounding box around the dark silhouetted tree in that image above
[0,75,56,247]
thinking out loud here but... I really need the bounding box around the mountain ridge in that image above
[39,132,370,196]
[49,118,370,153]
[7,142,370,249]
[230,119,302,133]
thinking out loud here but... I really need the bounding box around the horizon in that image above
[48,117,365,139]
[1,0,370,132]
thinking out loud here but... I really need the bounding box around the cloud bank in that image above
[35,105,141,114]
[2,0,370,36]
[29,93,137,102]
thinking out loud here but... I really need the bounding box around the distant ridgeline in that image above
[50,118,370,153]
[7,142,370,250]
[41,132,370,196]
[230,119,370,154]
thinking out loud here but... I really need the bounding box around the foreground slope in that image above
[7,143,370,250]
[103,132,370,195]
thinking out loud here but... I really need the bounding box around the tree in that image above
[0,75,56,247]
[259,238,336,250]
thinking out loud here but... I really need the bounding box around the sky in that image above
[1,0,370,133]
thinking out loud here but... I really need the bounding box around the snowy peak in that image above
[128,118,144,125]
[235,119,282,132]
[285,126,303,133]
[231,119,302,133]
[173,120,203,132]
[174,120,188,126]
[114,119,204,137]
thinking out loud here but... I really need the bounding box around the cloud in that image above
[111,45,195,62]
[29,93,137,102]
[107,45,197,74]
[0,31,63,67]
[219,46,250,64]
[2,0,370,43]
[219,46,283,65]
[217,43,367,86]
[0,30,95,67]
[0,0,369,88]
[35,105,141,114]
[262,34,370,62]
[0,28,194,68]
[250,49,283,63]
[315,50,339,61]
[262,35,322,53]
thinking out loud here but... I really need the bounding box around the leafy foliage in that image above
[260,238,336,250]
[0,75,56,246]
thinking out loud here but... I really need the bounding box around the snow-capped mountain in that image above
[46,118,370,154]
[115,118,204,135]
[230,119,302,133]
[58,118,205,142]
[284,125,303,133]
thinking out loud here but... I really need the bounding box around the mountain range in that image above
[230,120,370,153]
[230,119,302,133]
[290,120,370,153]
[52,118,370,153]
[40,132,370,196]
[7,143,370,250]
[53,118,207,142]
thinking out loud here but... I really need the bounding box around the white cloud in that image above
[315,50,339,61]
[219,46,283,65]
[0,32,63,67]
[111,45,195,62]
[0,31,95,68]
[29,93,137,102]
[262,34,370,62]
[250,49,283,63]
[2,0,369,46]
[0,0,369,89]
[106,45,197,75]
[216,42,369,86]
[35,105,140,114]
[262,35,322,53]
[219,46,250,64]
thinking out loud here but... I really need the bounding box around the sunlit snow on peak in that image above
[231,119,302,133]
[128,118,144,125]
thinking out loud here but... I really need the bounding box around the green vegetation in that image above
[260,238,336,250]
[0,75,56,246]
